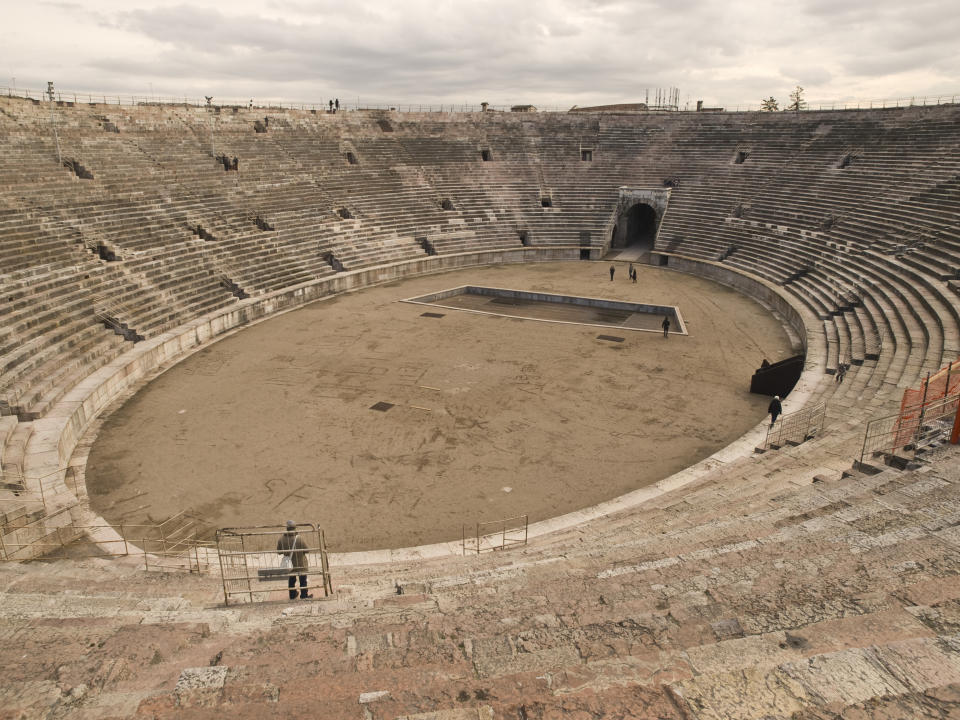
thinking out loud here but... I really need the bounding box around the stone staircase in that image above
[1,443,959,718]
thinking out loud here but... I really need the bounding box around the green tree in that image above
[761,96,779,112]
[787,86,807,112]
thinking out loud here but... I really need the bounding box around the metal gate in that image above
[215,523,332,605]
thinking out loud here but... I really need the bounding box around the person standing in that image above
[768,395,783,426]
[609,264,615,281]
[277,520,312,600]
[661,315,670,338]
[628,262,634,280]
[631,268,637,283]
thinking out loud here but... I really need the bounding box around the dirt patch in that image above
[84,262,794,552]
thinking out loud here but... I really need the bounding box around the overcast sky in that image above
[3,0,958,110]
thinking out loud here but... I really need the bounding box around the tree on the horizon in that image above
[761,96,779,112]
[787,86,807,112]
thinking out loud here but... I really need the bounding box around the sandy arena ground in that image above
[84,261,795,552]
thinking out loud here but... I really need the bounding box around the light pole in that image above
[47,81,62,166]
[205,96,215,157]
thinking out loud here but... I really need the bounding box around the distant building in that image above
[510,105,537,113]
[696,100,724,112]
[569,103,649,113]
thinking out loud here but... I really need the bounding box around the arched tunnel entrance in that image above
[611,202,659,253]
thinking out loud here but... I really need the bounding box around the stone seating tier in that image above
[1,98,960,714]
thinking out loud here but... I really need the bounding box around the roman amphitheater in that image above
[1,94,960,719]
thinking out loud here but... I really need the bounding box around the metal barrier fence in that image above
[0,507,213,572]
[462,514,528,555]
[763,402,826,450]
[861,393,960,464]
[216,524,332,606]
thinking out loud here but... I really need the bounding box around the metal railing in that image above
[462,514,528,555]
[763,402,826,450]
[0,87,565,114]
[860,393,960,464]
[4,85,957,115]
[0,507,212,571]
[2,465,84,511]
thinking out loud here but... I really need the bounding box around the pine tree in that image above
[761,96,779,112]
[787,86,807,112]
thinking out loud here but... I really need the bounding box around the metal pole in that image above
[241,533,252,603]
[916,371,931,444]
[216,533,230,605]
[951,400,960,445]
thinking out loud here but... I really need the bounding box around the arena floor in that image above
[84,261,794,552]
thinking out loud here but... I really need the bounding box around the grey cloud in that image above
[779,66,833,86]
[842,48,947,78]
[7,0,958,111]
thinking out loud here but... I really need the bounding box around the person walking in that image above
[768,395,783,426]
[661,315,670,338]
[609,265,615,281]
[277,520,312,600]
[836,362,847,384]
[631,267,637,283]
[628,262,634,280]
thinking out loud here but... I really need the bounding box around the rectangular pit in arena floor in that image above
[403,286,687,334]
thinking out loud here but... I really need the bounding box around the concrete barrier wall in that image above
[661,254,810,352]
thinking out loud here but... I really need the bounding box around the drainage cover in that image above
[597,335,625,343]
[370,402,395,412]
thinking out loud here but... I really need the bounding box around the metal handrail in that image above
[463,514,529,555]
[860,392,960,463]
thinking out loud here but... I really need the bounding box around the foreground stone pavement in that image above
[2,441,960,719]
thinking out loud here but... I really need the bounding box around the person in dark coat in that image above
[661,315,670,338]
[609,265,615,281]
[836,362,847,383]
[768,395,783,425]
[277,520,312,599]
[631,267,637,283]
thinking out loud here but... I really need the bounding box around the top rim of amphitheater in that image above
[1,92,958,120]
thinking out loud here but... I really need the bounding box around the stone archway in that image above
[608,188,671,257]
[617,203,657,250]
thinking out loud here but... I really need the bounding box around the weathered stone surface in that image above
[174,666,228,707]
[779,648,909,705]
[396,708,493,720]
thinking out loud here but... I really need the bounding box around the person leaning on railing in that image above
[277,520,312,600]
